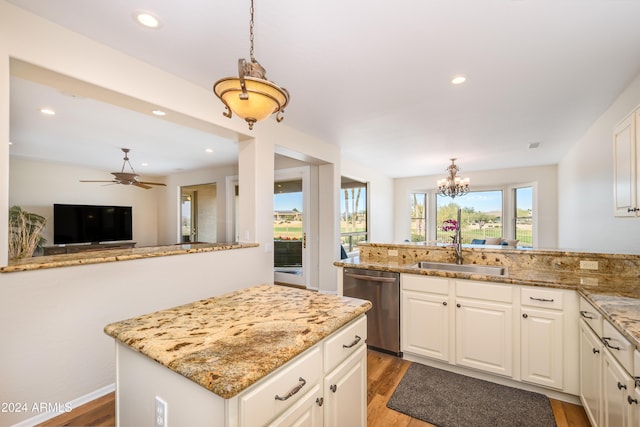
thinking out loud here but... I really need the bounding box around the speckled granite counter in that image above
[336,242,640,349]
[104,284,372,399]
[0,242,259,273]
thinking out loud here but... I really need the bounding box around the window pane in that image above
[340,179,367,253]
[410,193,427,242]
[436,191,503,244]
[515,186,533,247]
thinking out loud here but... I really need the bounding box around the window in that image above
[514,186,533,247]
[436,191,503,244]
[410,193,427,242]
[340,178,368,254]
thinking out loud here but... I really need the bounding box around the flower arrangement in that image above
[441,219,458,232]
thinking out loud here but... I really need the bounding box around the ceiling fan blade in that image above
[133,182,153,189]
[138,181,167,186]
[80,180,118,183]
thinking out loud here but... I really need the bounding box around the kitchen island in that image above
[104,284,371,426]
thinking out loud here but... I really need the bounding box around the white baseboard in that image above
[11,383,115,427]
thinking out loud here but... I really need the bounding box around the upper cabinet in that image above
[613,108,640,216]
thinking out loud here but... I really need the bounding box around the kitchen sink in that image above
[410,261,508,276]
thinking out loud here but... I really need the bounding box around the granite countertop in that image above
[0,242,259,273]
[104,284,372,399]
[336,256,640,349]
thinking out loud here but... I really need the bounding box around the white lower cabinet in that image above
[602,349,634,427]
[580,319,603,427]
[270,384,324,427]
[520,287,566,390]
[323,345,367,427]
[402,275,451,362]
[400,274,579,396]
[579,297,640,427]
[455,297,513,376]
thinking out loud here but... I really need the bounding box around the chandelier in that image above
[213,0,290,130]
[437,158,470,199]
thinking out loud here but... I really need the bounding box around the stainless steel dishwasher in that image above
[343,268,401,356]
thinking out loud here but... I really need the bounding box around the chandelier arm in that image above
[238,58,249,100]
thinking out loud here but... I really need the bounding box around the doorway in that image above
[274,167,309,287]
[180,183,216,243]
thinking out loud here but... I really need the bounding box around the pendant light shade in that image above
[213,1,289,130]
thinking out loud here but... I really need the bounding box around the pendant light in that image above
[437,158,470,199]
[213,0,290,130]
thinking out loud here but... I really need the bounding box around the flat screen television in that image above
[53,204,133,245]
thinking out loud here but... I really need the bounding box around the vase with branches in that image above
[8,206,47,259]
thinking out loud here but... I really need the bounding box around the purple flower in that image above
[441,219,458,232]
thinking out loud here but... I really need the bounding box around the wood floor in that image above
[38,350,591,427]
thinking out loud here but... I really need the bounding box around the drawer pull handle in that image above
[593,348,600,354]
[330,384,337,393]
[618,382,627,390]
[602,337,622,351]
[343,335,362,349]
[316,397,324,407]
[530,296,554,302]
[628,396,638,405]
[275,377,306,401]
[580,310,596,319]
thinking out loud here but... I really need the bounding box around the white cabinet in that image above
[323,345,367,427]
[580,319,603,427]
[520,287,564,389]
[401,275,451,362]
[613,108,640,216]
[579,296,640,427]
[270,384,324,427]
[455,280,513,377]
[602,349,634,427]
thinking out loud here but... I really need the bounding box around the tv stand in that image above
[43,242,136,256]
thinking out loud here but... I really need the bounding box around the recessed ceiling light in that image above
[451,76,467,85]
[528,142,541,149]
[141,162,149,167]
[205,148,214,153]
[134,11,161,29]
[152,109,166,116]
[40,108,56,116]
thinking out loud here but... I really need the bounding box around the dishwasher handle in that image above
[344,272,398,283]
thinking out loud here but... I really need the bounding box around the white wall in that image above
[393,165,558,248]
[558,72,640,254]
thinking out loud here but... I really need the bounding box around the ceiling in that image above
[7,0,640,178]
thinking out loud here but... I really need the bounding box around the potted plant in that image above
[8,205,47,259]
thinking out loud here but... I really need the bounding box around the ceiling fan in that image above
[80,148,166,190]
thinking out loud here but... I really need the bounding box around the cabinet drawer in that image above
[238,345,322,427]
[579,297,603,336]
[521,287,563,310]
[455,280,512,303]
[402,274,449,294]
[603,320,634,374]
[324,315,367,373]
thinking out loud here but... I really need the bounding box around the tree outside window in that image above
[436,191,503,244]
[410,193,427,242]
[340,178,368,253]
[514,186,533,247]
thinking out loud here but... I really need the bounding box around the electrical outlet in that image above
[580,260,599,270]
[388,249,399,256]
[155,396,167,427]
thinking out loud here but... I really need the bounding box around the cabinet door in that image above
[613,112,637,216]
[402,290,450,361]
[603,349,633,427]
[455,298,513,377]
[580,320,603,427]
[269,384,323,427]
[324,345,366,427]
[521,307,563,389]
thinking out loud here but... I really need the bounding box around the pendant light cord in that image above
[249,0,255,62]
